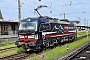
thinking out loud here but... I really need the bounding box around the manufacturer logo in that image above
[64,26,75,30]
[64,26,67,30]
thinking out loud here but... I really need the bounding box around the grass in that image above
[0,41,16,49]
[0,47,25,57]
[0,41,15,44]
[0,42,25,57]
[27,36,90,60]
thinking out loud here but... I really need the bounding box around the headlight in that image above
[35,34,38,40]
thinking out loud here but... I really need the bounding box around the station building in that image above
[0,10,18,35]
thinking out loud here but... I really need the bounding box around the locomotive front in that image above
[15,18,39,51]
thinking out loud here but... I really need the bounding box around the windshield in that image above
[19,21,37,31]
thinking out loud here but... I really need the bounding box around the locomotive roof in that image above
[58,20,70,24]
[21,17,71,24]
[21,17,49,22]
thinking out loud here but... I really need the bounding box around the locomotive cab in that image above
[19,20,37,33]
[16,18,39,51]
[15,17,49,51]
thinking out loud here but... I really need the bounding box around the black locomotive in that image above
[15,16,76,51]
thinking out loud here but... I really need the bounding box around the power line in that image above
[23,0,63,13]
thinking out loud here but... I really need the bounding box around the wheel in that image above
[46,42,50,47]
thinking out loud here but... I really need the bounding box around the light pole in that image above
[86,20,88,39]
[18,0,41,27]
[77,17,81,25]
[87,20,88,26]
[18,0,21,26]
[62,3,67,20]
[84,18,86,26]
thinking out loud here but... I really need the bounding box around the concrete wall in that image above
[15,24,18,31]
[8,24,11,31]
[8,31,18,35]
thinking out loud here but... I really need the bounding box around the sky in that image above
[0,0,90,26]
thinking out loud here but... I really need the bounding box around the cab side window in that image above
[39,23,51,31]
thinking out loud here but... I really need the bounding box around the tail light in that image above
[24,34,28,39]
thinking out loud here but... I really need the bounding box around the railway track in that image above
[0,50,42,60]
[0,34,90,60]
[65,41,90,60]
[0,46,17,52]
[72,44,90,60]
[57,40,90,60]
[0,44,6,47]
[0,53,30,60]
